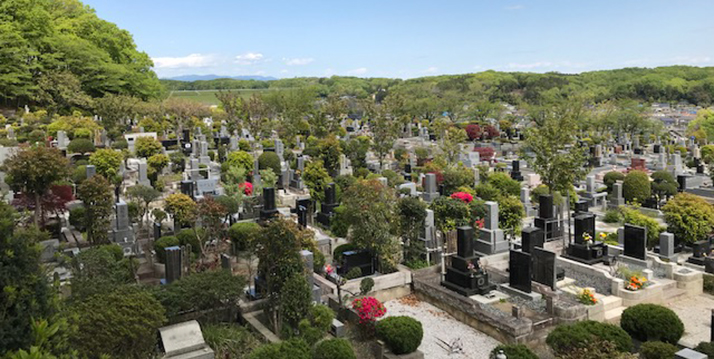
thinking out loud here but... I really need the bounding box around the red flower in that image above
[451,192,474,203]
[352,297,386,326]
[239,182,253,195]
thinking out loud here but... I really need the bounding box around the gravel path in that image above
[666,294,714,347]
[384,296,501,359]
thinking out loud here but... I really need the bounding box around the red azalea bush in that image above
[474,218,485,229]
[352,297,386,335]
[451,192,474,203]
[483,125,500,139]
[465,124,482,140]
[239,182,253,195]
[473,146,495,162]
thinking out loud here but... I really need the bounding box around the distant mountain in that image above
[164,74,278,81]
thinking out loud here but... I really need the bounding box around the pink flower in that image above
[451,192,474,203]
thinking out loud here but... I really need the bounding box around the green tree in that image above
[88,148,123,179]
[68,286,166,359]
[342,179,399,272]
[134,136,162,158]
[4,146,70,226]
[0,203,55,352]
[622,170,651,203]
[67,138,95,154]
[280,274,312,331]
[164,193,197,227]
[370,107,399,170]
[77,175,114,244]
[650,170,677,206]
[126,185,160,228]
[147,153,169,175]
[662,193,714,244]
[152,270,246,318]
[303,160,332,203]
[224,151,254,173]
[70,244,136,300]
[396,196,427,261]
[499,195,525,241]
[256,219,306,334]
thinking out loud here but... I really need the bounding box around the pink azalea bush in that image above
[239,182,253,195]
[352,296,386,336]
[451,191,474,203]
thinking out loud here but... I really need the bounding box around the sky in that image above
[82,0,714,79]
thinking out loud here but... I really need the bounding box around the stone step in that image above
[599,296,623,312]
[659,280,678,292]
[603,306,626,324]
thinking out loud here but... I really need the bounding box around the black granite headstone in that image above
[539,194,554,219]
[509,250,532,293]
[574,213,596,244]
[532,247,557,290]
[260,187,278,221]
[521,227,544,254]
[153,222,161,241]
[623,224,647,260]
[297,205,307,228]
[575,200,589,214]
[457,226,474,258]
[180,180,194,198]
[677,175,691,191]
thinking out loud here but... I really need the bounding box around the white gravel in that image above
[383,297,502,359]
[666,294,714,347]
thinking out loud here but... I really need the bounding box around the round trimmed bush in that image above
[376,316,423,355]
[228,222,261,253]
[258,151,281,175]
[694,341,714,357]
[489,344,538,359]
[313,338,356,359]
[546,320,632,355]
[360,277,375,295]
[68,138,96,154]
[623,170,651,203]
[604,171,625,193]
[639,341,678,359]
[620,304,684,344]
[344,267,362,280]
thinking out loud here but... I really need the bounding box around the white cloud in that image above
[346,67,368,75]
[284,57,314,66]
[235,52,265,65]
[423,66,439,74]
[151,53,217,69]
[504,5,524,10]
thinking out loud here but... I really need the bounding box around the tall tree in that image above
[77,175,114,244]
[4,146,70,226]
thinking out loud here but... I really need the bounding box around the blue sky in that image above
[83,0,714,79]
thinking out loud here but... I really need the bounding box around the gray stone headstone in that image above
[86,165,96,179]
[115,201,130,230]
[484,201,499,230]
[659,232,675,260]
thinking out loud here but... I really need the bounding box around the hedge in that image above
[620,304,684,344]
[376,316,423,355]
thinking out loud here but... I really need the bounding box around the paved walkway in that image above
[383,296,501,359]
[666,294,714,348]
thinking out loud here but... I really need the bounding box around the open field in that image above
[167,88,295,106]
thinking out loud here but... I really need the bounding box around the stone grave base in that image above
[498,284,542,301]
[470,290,509,305]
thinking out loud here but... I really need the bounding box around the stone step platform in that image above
[604,306,626,324]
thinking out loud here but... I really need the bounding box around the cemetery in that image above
[4,2,714,358]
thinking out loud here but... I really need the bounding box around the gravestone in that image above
[339,249,374,277]
[111,200,136,255]
[521,187,536,216]
[573,213,596,244]
[521,227,544,254]
[317,183,338,227]
[153,222,161,241]
[300,250,321,303]
[85,165,96,179]
[421,173,440,202]
[442,226,495,296]
[165,246,182,283]
[509,250,532,294]
[623,224,647,261]
[180,180,194,198]
[678,174,691,192]
[475,201,508,255]
[659,232,675,260]
[534,194,562,241]
[195,178,218,196]
[688,240,711,266]
[510,160,523,181]
[297,205,307,228]
[138,160,151,187]
[221,254,231,271]
[610,181,625,207]
[259,187,278,221]
[532,247,557,290]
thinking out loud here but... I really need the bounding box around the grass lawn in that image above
[168,88,294,106]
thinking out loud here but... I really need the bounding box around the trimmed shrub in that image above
[68,138,95,154]
[313,338,356,359]
[258,151,281,175]
[228,222,261,253]
[176,228,203,254]
[620,304,684,344]
[154,236,180,263]
[360,277,375,295]
[489,344,538,359]
[546,320,632,355]
[344,267,362,280]
[623,170,651,203]
[621,207,662,248]
[639,341,678,359]
[603,209,622,223]
[376,316,423,355]
[604,171,626,193]
[69,207,86,231]
[248,338,310,359]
